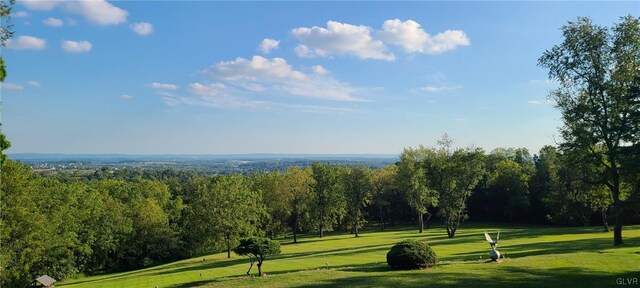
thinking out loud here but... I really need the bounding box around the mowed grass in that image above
[59,223,640,288]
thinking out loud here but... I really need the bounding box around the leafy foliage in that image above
[386,239,436,270]
[233,236,281,276]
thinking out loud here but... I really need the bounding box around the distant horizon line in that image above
[8,152,401,160]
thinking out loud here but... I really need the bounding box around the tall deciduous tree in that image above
[398,147,438,233]
[283,166,314,243]
[186,175,263,258]
[344,166,373,237]
[488,160,530,222]
[310,162,346,238]
[253,171,289,239]
[371,165,398,231]
[538,15,640,245]
[0,0,14,82]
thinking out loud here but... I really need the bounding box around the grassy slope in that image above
[59,223,640,288]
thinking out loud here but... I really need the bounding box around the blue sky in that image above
[1,1,636,154]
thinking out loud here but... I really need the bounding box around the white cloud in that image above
[172,82,359,113]
[43,17,64,27]
[311,65,328,75]
[527,99,555,105]
[27,80,41,87]
[378,19,470,54]
[209,55,306,82]
[61,40,92,53]
[66,0,128,25]
[130,22,154,36]
[1,82,24,90]
[119,94,134,100]
[19,0,59,10]
[204,55,365,101]
[147,82,179,90]
[428,30,470,54]
[20,0,128,25]
[420,85,460,94]
[292,21,395,61]
[258,38,280,54]
[291,19,469,60]
[6,35,46,50]
[12,11,30,18]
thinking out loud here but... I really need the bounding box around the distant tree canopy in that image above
[539,15,640,245]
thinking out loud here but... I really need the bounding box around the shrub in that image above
[386,239,436,270]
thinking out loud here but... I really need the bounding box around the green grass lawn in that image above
[59,223,640,288]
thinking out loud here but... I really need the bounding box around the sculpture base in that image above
[489,249,501,261]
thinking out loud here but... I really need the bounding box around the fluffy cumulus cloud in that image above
[291,19,469,60]
[6,35,46,50]
[147,82,178,90]
[377,19,470,54]
[292,21,395,61]
[258,38,280,54]
[119,94,134,100]
[20,0,128,25]
[130,22,154,36]
[204,55,364,102]
[61,40,92,53]
[43,17,64,27]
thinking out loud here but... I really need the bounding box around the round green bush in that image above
[386,239,437,270]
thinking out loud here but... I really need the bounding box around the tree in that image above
[538,15,640,245]
[442,148,485,238]
[371,165,398,231]
[185,175,263,258]
[488,160,530,222]
[233,237,281,277]
[0,132,10,165]
[282,166,314,243]
[344,166,373,237]
[397,147,438,233]
[530,146,561,223]
[253,171,290,239]
[0,0,14,82]
[310,162,346,238]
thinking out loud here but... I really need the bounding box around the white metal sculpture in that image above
[484,230,501,261]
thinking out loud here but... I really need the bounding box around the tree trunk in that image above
[293,219,298,243]
[613,200,623,245]
[418,211,424,233]
[354,210,359,237]
[379,205,385,231]
[246,257,255,275]
[226,234,231,259]
[425,211,432,228]
[319,207,324,238]
[257,260,263,277]
[602,208,610,232]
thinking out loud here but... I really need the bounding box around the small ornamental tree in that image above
[233,237,281,277]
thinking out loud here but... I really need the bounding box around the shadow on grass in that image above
[292,266,622,288]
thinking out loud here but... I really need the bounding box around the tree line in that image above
[2,135,639,286]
